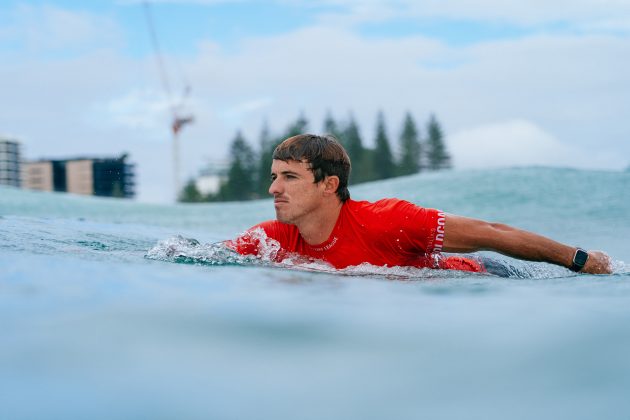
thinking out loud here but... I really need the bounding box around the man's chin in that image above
[275,212,294,225]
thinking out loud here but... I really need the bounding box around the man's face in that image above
[268,159,326,225]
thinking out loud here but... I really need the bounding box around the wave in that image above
[3,166,628,279]
[145,231,623,280]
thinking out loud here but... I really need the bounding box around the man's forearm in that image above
[475,222,573,264]
[443,214,612,274]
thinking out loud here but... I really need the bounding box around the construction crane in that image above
[142,1,194,201]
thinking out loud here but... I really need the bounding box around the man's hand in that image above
[582,250,613,274]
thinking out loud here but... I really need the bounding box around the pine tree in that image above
[179,179,203,202]
[323,110,343,142]
[373,111,395,180]
[256,121,275,197]
[220,131,257,200]
[426,114,452,170]
[398,112,421,176]
[343,114,369,184]
[284,113,309,138]
[344,114,364,163]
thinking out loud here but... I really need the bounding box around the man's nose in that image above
[268,178,281,195]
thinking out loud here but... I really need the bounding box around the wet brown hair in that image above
[273,134,351,202]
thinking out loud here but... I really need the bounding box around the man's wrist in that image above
[569,248,589,272]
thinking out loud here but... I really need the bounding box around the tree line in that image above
[180,111,452,202]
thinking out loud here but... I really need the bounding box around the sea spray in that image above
[145,235,252,266]
[145,229,591,279]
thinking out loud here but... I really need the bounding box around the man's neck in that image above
[296,199,344,246]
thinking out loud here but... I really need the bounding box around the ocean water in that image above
[1,167,629,420]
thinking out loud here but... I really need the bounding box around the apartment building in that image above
[22,154,135,198]
[0,138,21,188]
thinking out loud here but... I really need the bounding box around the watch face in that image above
[574,249,589,266]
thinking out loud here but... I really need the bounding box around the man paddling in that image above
[228,134,612,275]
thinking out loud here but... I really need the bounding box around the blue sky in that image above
[1,0,629,202]
[2,1,612,56]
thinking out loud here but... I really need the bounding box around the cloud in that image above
[311,0,630,28]
[117,0,246,4]
[448,120,626,170]
[578,17,630,34]
[448,120,577,169]
[2,4,123,52]
[93,89,172,131]
[114,0,630,30]
[220,97,275,125]
[2,2,629,203]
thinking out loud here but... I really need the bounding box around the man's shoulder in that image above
[254,219,298,235]
[345,197,419,213]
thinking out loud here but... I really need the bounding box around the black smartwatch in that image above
[570,248,589,272]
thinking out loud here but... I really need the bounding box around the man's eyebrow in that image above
[271,170,300,176]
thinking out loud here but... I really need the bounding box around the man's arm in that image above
[442,214,612,274]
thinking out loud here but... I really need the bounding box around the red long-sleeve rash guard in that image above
[229,198,485,272]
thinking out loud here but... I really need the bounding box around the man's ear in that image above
[323,176,340,195]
